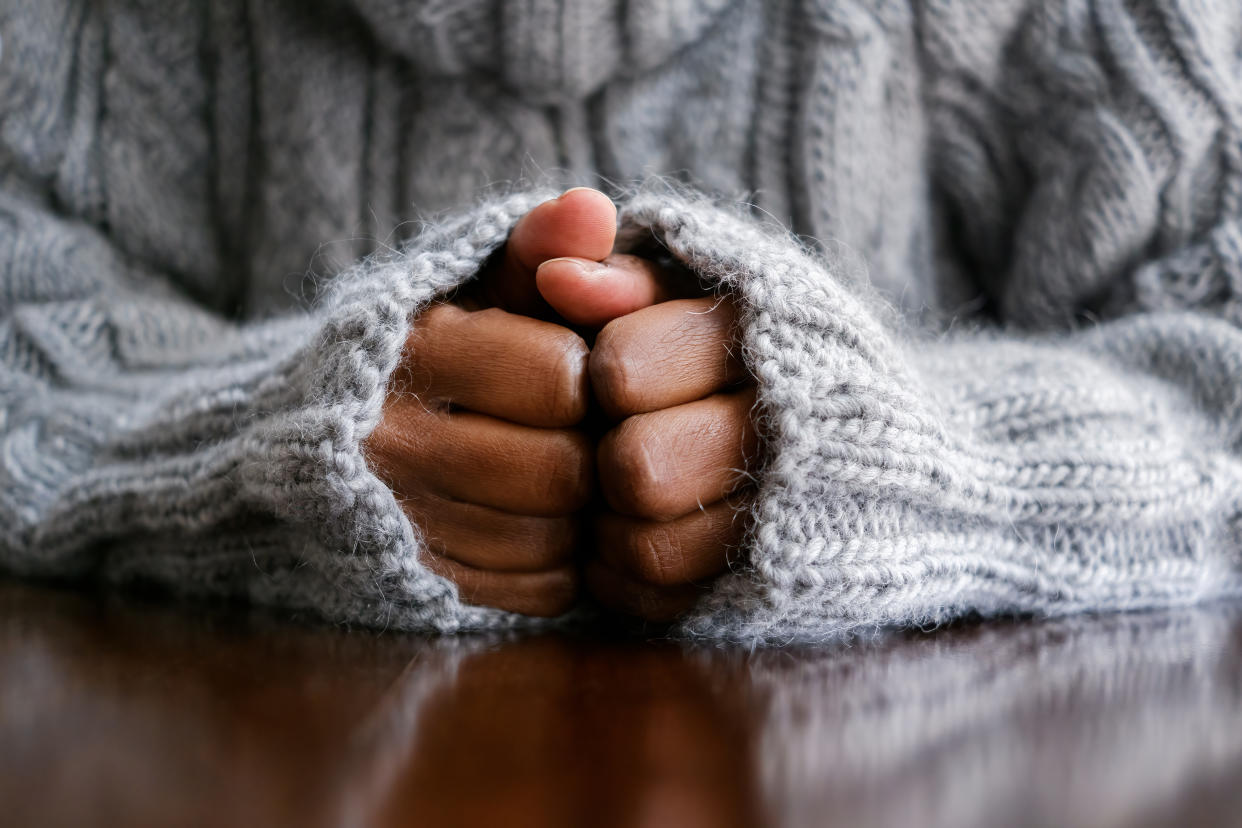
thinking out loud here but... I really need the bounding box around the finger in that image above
[598,388,759,521]
[486,187,617,317]
[398,303,589,427]
[403,493,579,572]
[367,402,593,517]
[595,497,749,587]
[536,253,686,326]
[584,558,702,623]
[590,297,748,418]
[426,555,578,617]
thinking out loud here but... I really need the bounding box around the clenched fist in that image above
[363,189,614,617]
[539,244,758,623]
[367,188,759,622]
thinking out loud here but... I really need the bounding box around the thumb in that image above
[481,188,617,318]
[536,254,691,328]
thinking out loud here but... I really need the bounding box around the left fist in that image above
[539,256,758,621]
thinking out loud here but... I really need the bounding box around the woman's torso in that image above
[6,0,1233,327]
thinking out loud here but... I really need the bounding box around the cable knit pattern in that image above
[2,185,559,633]
[3,0,1242,641]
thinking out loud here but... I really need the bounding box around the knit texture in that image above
[3,0,1242,642]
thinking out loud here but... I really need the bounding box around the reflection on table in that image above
[1,580,1239,828]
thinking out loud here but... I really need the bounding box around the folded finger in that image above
[398,303,589,428]
[595,497,749,587]
[598,388,759,521]
[591,297,747,418]
[368,401,593,516]
[404,493,580,572]
[426,556,579,617]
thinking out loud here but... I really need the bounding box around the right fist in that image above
[363,189,615,617]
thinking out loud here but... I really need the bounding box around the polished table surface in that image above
[2,580,1241,828]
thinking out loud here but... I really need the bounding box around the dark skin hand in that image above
[363,188,611,617]
[365,188,757,621]
[540,251,757,623]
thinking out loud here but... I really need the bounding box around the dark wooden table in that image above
[2,579,1240,828]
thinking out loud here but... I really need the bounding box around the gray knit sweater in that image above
[3,0,1241,642]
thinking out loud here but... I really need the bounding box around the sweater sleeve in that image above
[625,0,1242,643]
[0,185,553,633]
[610,193,1242,644]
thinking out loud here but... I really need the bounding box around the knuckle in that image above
[628,524,685,586]
[360,421,398,476]
[600,419,676,520]
[590,321,645,417]
[530,517,578,568]
[539,430,594,513]
[532,568,579,617]
[407,301,451,342]
[543,331,590,426]
[362,409,424,483]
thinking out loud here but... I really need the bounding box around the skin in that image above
[542,264,757,623]
[365,188,757,621]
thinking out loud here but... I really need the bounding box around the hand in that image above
[539,255,758,623]
[364,189,616,617]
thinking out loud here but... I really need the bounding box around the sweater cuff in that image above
[610,193,1242,644]
[225,190,559,631]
